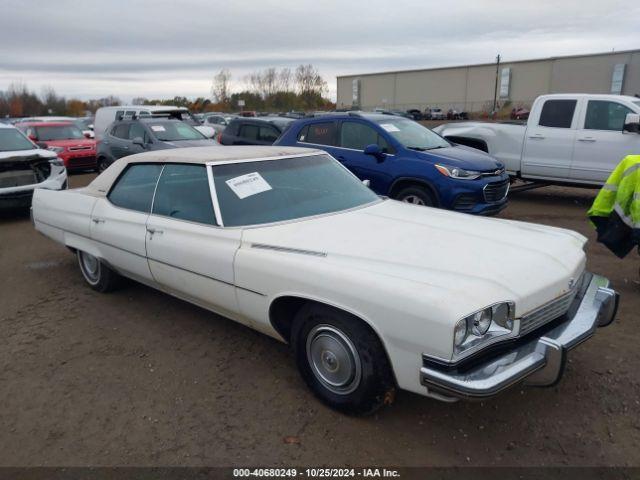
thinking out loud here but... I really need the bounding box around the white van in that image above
[94,105,214,140]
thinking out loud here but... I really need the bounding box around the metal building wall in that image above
[336,50,640,112]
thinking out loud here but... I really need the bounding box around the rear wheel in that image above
[77,250,121,292]
[395,185,436,207]
[291,303,396,415]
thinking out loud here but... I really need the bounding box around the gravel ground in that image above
[0,173,639,467]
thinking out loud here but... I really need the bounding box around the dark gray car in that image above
[97,118,218,171]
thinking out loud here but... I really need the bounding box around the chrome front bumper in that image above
[420,273,619,400]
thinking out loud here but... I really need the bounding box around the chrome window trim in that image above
[297,140,396,157]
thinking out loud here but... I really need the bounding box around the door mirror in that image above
[362,179,371,188]
[132,136,145,147]
[623,113,640,133]
[364,143,385,161]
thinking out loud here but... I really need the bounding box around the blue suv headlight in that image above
[435,163,481,180]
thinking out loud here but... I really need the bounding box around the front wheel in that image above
[77,250,121,292]
[395,185,436,207]
[291,304,396,415]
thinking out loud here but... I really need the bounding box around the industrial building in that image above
[336,49,640,114]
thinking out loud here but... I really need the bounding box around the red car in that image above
[15,121,97,170]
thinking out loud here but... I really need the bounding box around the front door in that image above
[145,163,241,317]
[571,99,640,184]
[521,98,579,180]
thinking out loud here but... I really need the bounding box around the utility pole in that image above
[493,54,501,115]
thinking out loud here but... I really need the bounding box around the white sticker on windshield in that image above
[225,172,272,199]
[150,125,166,132]
[379,123,400,132]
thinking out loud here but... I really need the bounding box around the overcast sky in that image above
[1,0,638,102]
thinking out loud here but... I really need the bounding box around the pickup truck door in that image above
[90,163,163,284]
[144,164,242,318]
[571,99,640,184]
[521,98,579,180]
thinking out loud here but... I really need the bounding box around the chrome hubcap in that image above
[306,325,361,395]
[79,251,100,283]
[402,195,425,205]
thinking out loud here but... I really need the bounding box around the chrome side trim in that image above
[251,243,327,257]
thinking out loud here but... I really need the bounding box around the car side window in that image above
[538,100,577,128]
[115,110,124,121]
[340,121,390,152]
[239,124,260,141]
[305,122,337,146]
[108,164,163,213]
[128,123,149,142]
[584,100,633,131]
[111,123,130,139]
[259,125,280,143]
[297,125,309,142]
[152,164,217,225]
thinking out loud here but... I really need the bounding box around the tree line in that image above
[0,64,334,118]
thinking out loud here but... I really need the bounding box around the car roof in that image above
[15,121,74,127]
[85,146,324,197]
[99,105,188,112]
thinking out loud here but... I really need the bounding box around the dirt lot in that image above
[1,173,639,467]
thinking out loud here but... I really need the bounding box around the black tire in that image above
[395,185,436,207]
[291,303,396,415]
[96,157,110,173]
[77,250,121,293]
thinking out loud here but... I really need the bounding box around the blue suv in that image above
[275,113,509,214]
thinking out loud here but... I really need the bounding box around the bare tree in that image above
[212,69,232,104]
[295,64,327,96]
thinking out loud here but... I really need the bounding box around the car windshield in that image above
[148,121,205,141]
[37,125,84,141]
[373,118,450,151]
[212,154,380,227]
[0,129,36,151]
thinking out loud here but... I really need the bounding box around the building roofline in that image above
[336,48,640,79]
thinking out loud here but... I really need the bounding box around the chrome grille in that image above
[519,286,579,336]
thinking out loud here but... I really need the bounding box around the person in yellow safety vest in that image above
[588,154,640,258]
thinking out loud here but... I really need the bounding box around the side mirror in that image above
[362,179,371,188]
[623,113,640,133]
[364,143,385,162]
[132,136,145,147]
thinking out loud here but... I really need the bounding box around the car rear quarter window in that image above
[108,164,163,213]
[152,164,217,225]
[304,122,337,146]
[538,100,577,128]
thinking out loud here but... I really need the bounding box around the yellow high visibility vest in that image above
[588,155,640,228]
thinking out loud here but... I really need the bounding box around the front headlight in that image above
[453,302,515,359]
[435,163,481,180]
[49,158,65,167]
[47,146,65,154]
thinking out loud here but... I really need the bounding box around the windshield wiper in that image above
[406,146,427,151]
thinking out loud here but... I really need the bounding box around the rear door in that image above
[521,98,579,180]
[145,163,241,317]
[571,99,640,184]
[296,121,339,156]
[90,163,163,284]
[105,123,132,160]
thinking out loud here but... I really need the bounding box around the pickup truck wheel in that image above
[292,304,396,415]
[77,250,120,292]
[395,185,435,207]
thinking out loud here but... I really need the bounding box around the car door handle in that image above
[123,146,129,150]
[577,137,596,142]
[91,218,105,224]
[146,227,163,235]
[528,134,545,140]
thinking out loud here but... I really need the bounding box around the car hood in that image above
[162,139,218,147]
[415,145,503,171]
[0,148,56,161]
[242,200,586,319]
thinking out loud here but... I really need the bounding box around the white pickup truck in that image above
[433,94,640,186]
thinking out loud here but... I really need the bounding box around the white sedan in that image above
[31,146,618,414]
